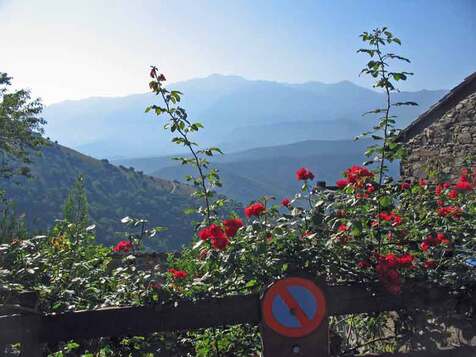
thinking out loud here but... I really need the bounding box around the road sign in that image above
[262,277,327,338]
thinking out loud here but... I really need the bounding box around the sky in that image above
[0,0,475,104]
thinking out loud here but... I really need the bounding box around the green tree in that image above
[63,175,89,228]
[0,72,47,179]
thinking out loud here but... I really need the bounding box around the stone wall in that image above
[400,92,476,180]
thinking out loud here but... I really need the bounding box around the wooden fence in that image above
[1,281,474,356]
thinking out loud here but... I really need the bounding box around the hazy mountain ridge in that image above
[44,74,447,158]
[115,139,399,204]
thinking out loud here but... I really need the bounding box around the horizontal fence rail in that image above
[1,282,473,346]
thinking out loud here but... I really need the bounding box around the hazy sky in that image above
[1,0,475,104]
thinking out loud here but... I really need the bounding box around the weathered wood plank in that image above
[0,282,472,345]
[0,294,261,344]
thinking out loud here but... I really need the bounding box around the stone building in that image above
[399,72,476,179]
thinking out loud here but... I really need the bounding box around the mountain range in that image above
[115,139,399,204]
[43,74,447,159]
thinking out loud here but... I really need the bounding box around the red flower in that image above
[455,176,473,191]
[374,253,413,295]
[198,227,211,241]
[168,268,188,279]
[338,224,349,232]
[281,198,290,207]
[436,233,449,244]
[437,205,462,218]
[396,253,414,268]
[336,178,349,189]
[366,183,376,193]
[378,211,402,226]
[420,233,449,251]
[344,165,374,184]
[244,202,266,218]
[400,181,411,190]
[223,218,243,238]
[209,224,226,239]
[296,167,315,181]
[418,178,428,188]
[448,189,458,200]
[112,240,133,253]
[435,184,443,196]
[211,234,230,250]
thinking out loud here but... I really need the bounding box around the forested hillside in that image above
[1,143,197,250]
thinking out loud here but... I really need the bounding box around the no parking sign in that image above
[262,277,327,338]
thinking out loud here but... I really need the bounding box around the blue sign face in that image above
[465,258,476,268]
[271,285,318,328]
[262,277,327,337]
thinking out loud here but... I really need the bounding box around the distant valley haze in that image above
[43,73,447,159]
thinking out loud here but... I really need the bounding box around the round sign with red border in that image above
[261,277,327,338]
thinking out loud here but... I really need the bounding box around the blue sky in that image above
[0,0,474,104]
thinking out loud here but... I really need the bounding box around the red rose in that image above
[336,178,349,189]
[244,202,266,218]
[344,165,374,185]
[420,233,449,251]
[448,189,458,200]
[400,181,411,190]
[435,184,443,196]
[366,183,376,193]
[338,224,349,232]
[436,233,449,244]
[296,167,315,181]
[418,178,428,188]
[378,211,402,226]
[168,268,188,279]
[211,234,230,250]
[396,253,414,268]
[437,205,462,217]
[223,218,243,238]
[455,176,473,191]
[198,227,211,241]
[112,240,133,253]
[281,198,290,207]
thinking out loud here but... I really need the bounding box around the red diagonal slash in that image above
[275,285,312,328]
